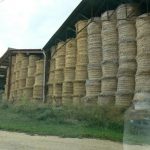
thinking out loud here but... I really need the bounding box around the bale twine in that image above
[48,71,55,84]
[117,20,136,43]
[135,75,150,92]
[23,87,33,99]
[116,3,139,20]
[62,96,73,105]
[19,68,28,79]
[75,65,88,81]
[53,83,62,97]
[73,80,86,96]
[117,75,135,94]
[88,64,102,80]
[29,55,40,67]
[54,69,64,83]
[118,59,137,75]
[55,55,65,70]
[47,84,53,96]
[36,60,44,74]
[50,59,55,72]
[56,41,65,56]
[75,20,87,39]
[133,92,150,101]
[102,61,118,77]
[85,80,101,97]
[64,67,75,82]
[136,54,150,75]
[21,57,29,69]
[19,79,26,89]
[119,41,137,60]
[65,56,76,68]
[26,77,35,87]
[34,74,44,86]
[76,54,88,66]
[12,56,16,64]
[98,94,115,105]
[33,85,43,99]
[101,77,117,93]
[115,92,133,107]
[62,82,73,96]
[87,17,101,35]
[66,38,76,57]
[28,66,36,77]
[101,10,116,21]
[88,34,101,49]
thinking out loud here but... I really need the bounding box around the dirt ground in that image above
[0,131,149,150]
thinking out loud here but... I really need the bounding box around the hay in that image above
[65,56,76,68]
[50,59,55,72]
[26,77,35,87]
[48,71,55,84]
[101,77,117,93]
[135,75,150,92]
[55,55,65,70]
[88,64,102,80]
[117,75,135,94]
[66,38,76,57]
[29,55,40,67]
[83,96,98,105]
[23,87,33,99]
[88,34,101,49]
[28,66,36,77]
[85,80,101,96]
[34,74,44,86]
[56,41,65,56]
[47,84,53,96]
[33,85,43,99]
[101,10,116,21]
[102,61,118,77]
[98,94,115,105]
[75,20,87,39]
[54,69,64,83]
[75,65,88,81]
[64,67,75,82]
[133,92,150,101]
[21,57,29,68]
[62,82,73,96]
[36,60,44,74]
[15,81,19,90]
[62,96,73,105]
[116,3,139,20]
[73,80,86,96]
[19,79,26,89]
[16,53,25,63]
[53,96,62,106]
[12,56,16,64]
[53,83,62,97]
[76,54,88,66]
[50,46,56,57]
[73,96,83,106]
[19,68,28,79]
[46,95,53,105]
[15,62,21,72]
[17,89,23,99]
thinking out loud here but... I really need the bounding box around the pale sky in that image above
[0,0,82,57]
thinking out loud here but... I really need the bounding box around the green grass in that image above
[0,100,124,141]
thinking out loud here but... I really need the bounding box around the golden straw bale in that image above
[98,94,115,105]
[19,79,26,89]
[19,68,28,80]
[21,57,29,69]
[48,71,55,84]
[36,60,44,74]
[56,41,65,56]
[15,81,19,90]
[66,38,76,57]
[47,84,53,96]
[76,54,88,66]
[88,34,101,49]
[26,77,35,87]
[23,87,33,99]
[62,96,73,105]
[34,74,44,86]
[53,83,62,97]
[55,55,65,70]
[33,85,43,99]
[28,66,36,77]
[50,59,55,71]
[29,55,40,67]
[101,10,116,21]
[64,67,75,82]
[17,89,23,99]
[62,82,73,96]
[54,69,64,83]
[73,96,83,106]
[65,56,76,68]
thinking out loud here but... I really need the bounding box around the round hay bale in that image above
[117,20,136,43]
[73,96,83,106]
[50,59,55,72]
[21,57,29,69]
[34,74,44,86]
[116,3,139,20]
[16,62,21,71]
[15,81,19,90]
[101,10,116,21]
[115,92,133,107]
[29,55,40,67]
[26,77,35,87]
[47,84,53,96]
[54,69,64,83]
[85,80,101,96]
[55,55,65,70]
[36,60,44,74]
[64,67,75,82]
[133,92,150,101]
[65,56,76,68]
[88,64,102,80]
[23,87,33,99]
[87,17,101,35]
[66,38,76,57]
[135,75,150,92]
[73,80,86,96]
[28,66,36,77]
[119,41,136,60]
[48,71,55,84]
[56,41,65,56]
[75,65,88,81]
[101,77,117,93]
[98,94,115,105]
[75,20,87,39]
[19,79,26,89]
[12,56,16,64]
[102,61,118,77]
[77,37,88,55]
[53,83,62,97]
[33,85,43,99]
[102,45,118,61]
[117,75,135,94]
[62,82,73,96]
[19,68,28,79]
[76,54,88,66]
[53,96,62,107]
[62,96,73,105]
[16,53,25,63]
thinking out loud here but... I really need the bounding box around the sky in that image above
[0,0,82,57]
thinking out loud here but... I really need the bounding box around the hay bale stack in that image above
[23,87,33,100]
[64,67,75,82]
[53,83,62,106]
[116,4,139,107]
[99,10,118,105]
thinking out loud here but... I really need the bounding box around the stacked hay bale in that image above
[33,59,44,101]
[4,67,9,100]
[98,10,118,105]
[62,38,76,105]
[24,55,39,100]
[73,20,88,105]
[53,42,66,106]
[47,46,56,104]
[85,17,102,105]
[134,14,150,109]
[115,4,139,107]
